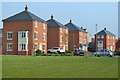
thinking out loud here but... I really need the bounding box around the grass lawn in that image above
[2,55,118,78]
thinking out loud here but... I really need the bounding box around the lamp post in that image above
[96,24,98,53]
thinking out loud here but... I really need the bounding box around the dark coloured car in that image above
[74,49,84,56]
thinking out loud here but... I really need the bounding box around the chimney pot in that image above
[25,5,28,11]
[70,19,72,23]
[104,28,106,30]
[51,15,54,19]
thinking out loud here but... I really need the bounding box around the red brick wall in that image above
[68,31,79,51]
[47,27,60,49]
[2,20,47,55]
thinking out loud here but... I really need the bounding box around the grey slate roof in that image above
[0,28,2,35]
[65,22,85,32]
[47,19,67,28]
[96,30,115,36]
[2,11,46,23]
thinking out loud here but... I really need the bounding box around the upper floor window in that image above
[7,31,12,40]
[43,33,46,40]
[113,36,114,39]
[60,36,63,42]
[18,31,28,38]
[34,21,38,28]
[34,32,38,40]
[108,36,109,39]
[43,23,46,29]
[60,27,62,33]
[7,43,12,51]
[97,35,100,38]
[101,35,104,38]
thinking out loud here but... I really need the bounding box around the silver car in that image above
[95,49,113,57]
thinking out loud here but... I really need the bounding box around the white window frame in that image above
[108,36,109,39]
[7,31,13,40]
[34,43,38,50]
[7,43,12,51]
[43,33,46,41]
[43,23,46,29]
[97,35,100,38]
[34,31,38,40]
[60,36,63,42]
[60,27,62,33]
[34,21,38,28]
[101,35,104,38]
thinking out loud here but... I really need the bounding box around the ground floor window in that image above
[34,43,38,50]
[19,44,27,51]
[7,43,12,51]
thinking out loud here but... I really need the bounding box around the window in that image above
[43,23,46,29]
[42,45,45,51]
[34,43,38,50]
[60,36,63,42]
[43,33,46,40]
[113,36,114,39]
[97,35,100,38]
[7,43,12,51]
[108,36,109,39]
[60,27,62,32]
[18,31,27,38]
[34,32,38,40]
[18,44,27,51]
[7,31,12,40]
[101,35,104,38]
[34,21,38,27]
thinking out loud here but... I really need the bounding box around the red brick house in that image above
[2,5,47,55]
[65,20,87,51]
[116,38,120,51]
[95,28,116,51]
[47,15,68,51]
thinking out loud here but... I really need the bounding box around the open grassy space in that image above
[2,55,118,78]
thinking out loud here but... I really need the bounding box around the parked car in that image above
[47,47,65,53]
[95,49,113,57]
[74,49,84,56]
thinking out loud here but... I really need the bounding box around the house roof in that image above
[2,5,46,23]
[65,20,86,32]
[0,28,2,35]
[47,15,67,28]
[95,28,115,36]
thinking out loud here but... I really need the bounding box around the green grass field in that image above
[2,55,118,78]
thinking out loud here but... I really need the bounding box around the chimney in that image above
[104,28,106,30]
[70,19,72,23]
[51,15,54,19]
[25,5,28,11]
[81,27,83,29]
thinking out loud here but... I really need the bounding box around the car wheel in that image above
[108,54,112,57]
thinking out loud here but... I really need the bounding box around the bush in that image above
[35,49,42,56]
[65,50,73,53]
[65,53,73,56]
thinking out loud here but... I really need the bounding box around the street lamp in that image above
[96,24,98,53]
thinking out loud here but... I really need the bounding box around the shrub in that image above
[35,49,42,56]
[65,50,73,53]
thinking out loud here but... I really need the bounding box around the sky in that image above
[1,2,118,38]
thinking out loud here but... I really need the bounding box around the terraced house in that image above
[65,20,88,51]
[47,15,68,51]
[2,5,47,55]
[95,28,116,51]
